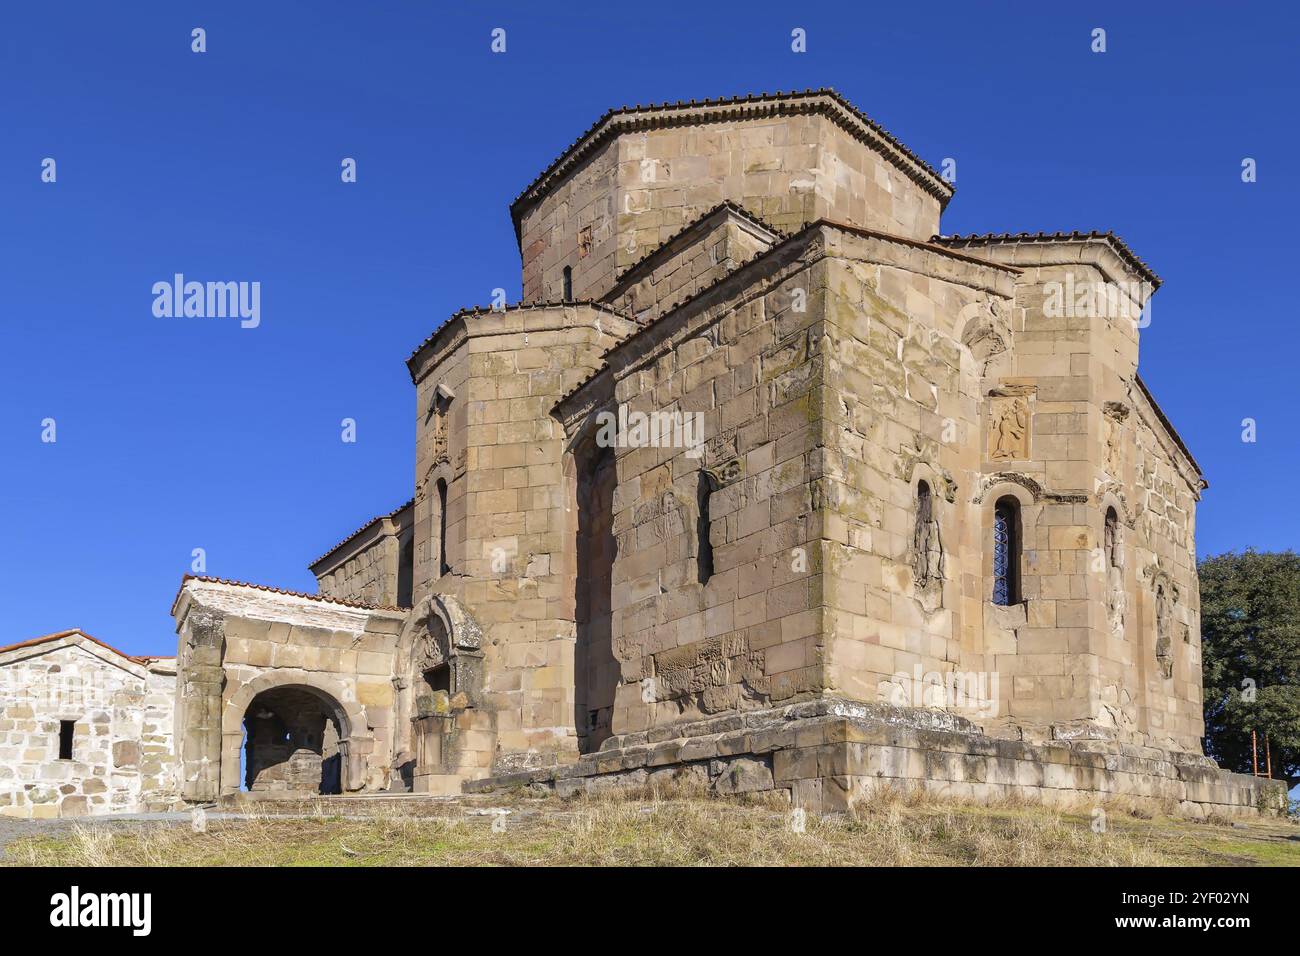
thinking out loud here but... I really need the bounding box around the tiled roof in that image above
[172,575,405,615]
[308,499,414,570]
[0,628,164,665]
[935,231,1161,288]
[404,300,636,377]
[509,88,955,238]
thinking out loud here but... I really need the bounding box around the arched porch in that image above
[221,670,372,797]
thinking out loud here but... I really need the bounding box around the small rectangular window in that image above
[424,664,451,695]
[58,720,75,760]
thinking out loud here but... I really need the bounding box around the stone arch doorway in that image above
[391,594,484,791]
[241,685,347,795]
[221,670,371,796]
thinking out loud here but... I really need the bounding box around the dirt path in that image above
[0,812,191,860]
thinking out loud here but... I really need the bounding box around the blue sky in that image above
[1,1,1296,657]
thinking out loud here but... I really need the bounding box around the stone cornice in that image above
[509,89,955,243]
[935,232,1161,291]
[405,302,637,384]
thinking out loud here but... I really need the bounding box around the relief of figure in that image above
[428,385,453,467]
[1106,566,1127,638]
[915,517,943,589]
[1154,578,1174,680]
[432,406,449,466]
[1103,401,1129,478]
[1104,508,1125,638]
[990,397,1029,461]
[958,298,1012,376]
[912,480,944,600]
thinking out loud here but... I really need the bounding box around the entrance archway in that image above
[242,686,345,794]
[221,670,371,796]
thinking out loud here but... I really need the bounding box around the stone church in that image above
[20,89,1282,817]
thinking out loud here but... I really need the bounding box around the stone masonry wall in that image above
[0,637,176,818]
[408,305,637,772]
[603,204,780,326]
[557,233,835,741]
[933,238,1204,754]
[1130,385,1205,750]
[313,504,414,608]
[518,101,947,305]
[816,230,1018,726]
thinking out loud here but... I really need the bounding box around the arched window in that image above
[562,265,573,302]
[436,478,450,577]
[992,496,1021,605]
[1104,507,1119,569]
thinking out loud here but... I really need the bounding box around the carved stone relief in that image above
[1104,515,1126,640]
[897,435,958,503]
[1144,566,1178,681]
[912,493,944,609]
[1103,401,1129,479]
[988,386,1032,462]
[960,298,1013,377]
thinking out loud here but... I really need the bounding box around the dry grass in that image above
[7,787,1299,867]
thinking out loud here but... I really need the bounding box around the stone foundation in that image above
[467,699,1285,818]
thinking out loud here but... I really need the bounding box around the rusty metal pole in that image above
[1265,734,1272,779]
[1252,729,1259,777]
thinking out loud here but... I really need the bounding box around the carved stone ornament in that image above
[988,395,1030,462]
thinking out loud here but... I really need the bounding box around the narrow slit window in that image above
[562,265,573,302]
[58,720,75,760]
[437,478,450,577]
[398,537,414,608]
[697,470,715,585]
[992,496,1021,606]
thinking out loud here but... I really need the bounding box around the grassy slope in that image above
[7,789,1300,867]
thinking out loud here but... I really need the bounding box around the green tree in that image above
[1199,550,1300,784]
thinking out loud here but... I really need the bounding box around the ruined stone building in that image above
[14,89,1281,818]
[0,630,175,817]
